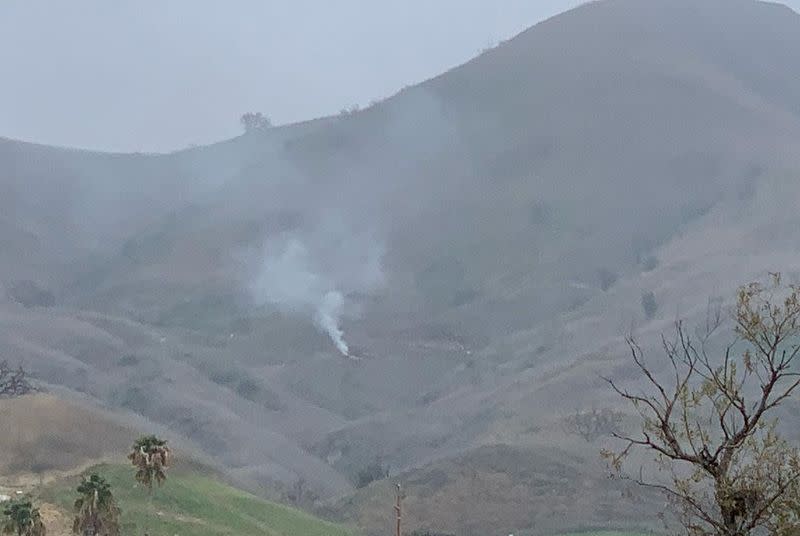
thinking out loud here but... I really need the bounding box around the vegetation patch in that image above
[41,464,353,536]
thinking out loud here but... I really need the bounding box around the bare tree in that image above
[604,274,800,535]
[0,361,38,398]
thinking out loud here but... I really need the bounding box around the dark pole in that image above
[395,483,402,536]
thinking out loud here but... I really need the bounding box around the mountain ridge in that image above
[3,1,800,533]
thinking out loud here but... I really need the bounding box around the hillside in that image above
[3,0,800,534]
[38,464,353,536]
[0,394,137,481]
[0,393,231,489]
[331,444,660,536]
[0,395,354,536]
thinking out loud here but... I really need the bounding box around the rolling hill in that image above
[0,394,355,536]
[39,464,353,536]
[3,0,800,534]
[330,444,661,536]
[0,394,136,482]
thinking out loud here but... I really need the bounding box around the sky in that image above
[0,1,589,153]
[3,1,800,153]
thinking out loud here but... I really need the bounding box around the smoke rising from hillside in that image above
[250,230,384,357]
[315,290,349,355]
[243,89,454,357]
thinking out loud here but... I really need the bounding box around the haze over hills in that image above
[3,0,800,534]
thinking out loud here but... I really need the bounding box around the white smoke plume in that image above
[314,290,348,356]
[250,233,383,357]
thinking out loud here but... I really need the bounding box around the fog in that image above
[1,0,586,152]
[4,1,800,533]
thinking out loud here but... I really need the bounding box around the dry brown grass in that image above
[0,394,136,484]
[37,502,72,536]
[4,3,800,531]
[333,444,659,536]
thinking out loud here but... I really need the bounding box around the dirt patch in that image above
[38,502,72,536]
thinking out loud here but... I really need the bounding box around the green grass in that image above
[41,464,353,536]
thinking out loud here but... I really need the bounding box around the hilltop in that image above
[3,0,800,533]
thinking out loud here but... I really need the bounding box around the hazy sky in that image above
[3,1,799,153]
[0,1,590,153]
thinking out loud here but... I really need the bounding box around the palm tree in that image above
[128,435,171,492]
[2,498,46,536]
[72,473,120,536]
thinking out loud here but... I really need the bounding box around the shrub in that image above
[563,407,623,441]
[240,112,272,132]
[355,461,389,488]
[118,354,140,367]
[236,378,261,400]
[641,290,658,320]
[208,367,239,386]
[282,478,319,508]
[8,280,55,308]
[0,361,38,398]
[641,255,659,272]
[597,268,618,291]
[339,105,360,116]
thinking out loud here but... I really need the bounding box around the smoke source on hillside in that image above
[250,226,384,356]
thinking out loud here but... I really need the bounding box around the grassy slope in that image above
[41,464,353,536]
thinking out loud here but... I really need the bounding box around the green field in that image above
[42,464,353,536]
